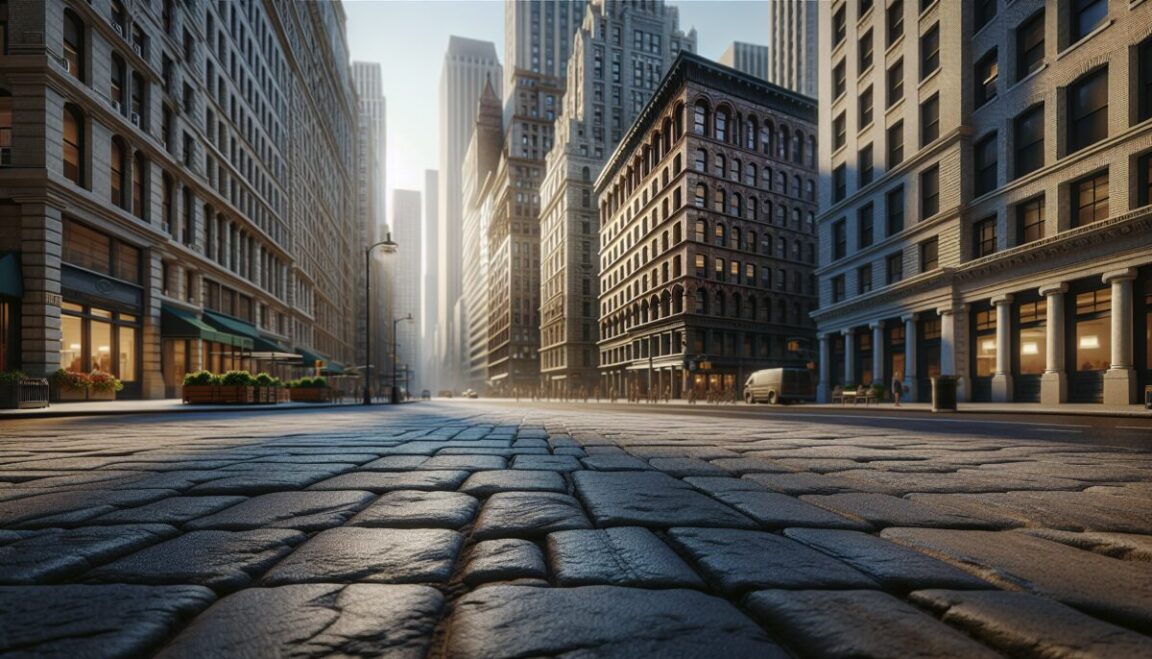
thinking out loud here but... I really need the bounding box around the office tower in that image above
[814,0,1152,406]
[421,169,439,389]
[390,190,423,393]
[597,53,818,400]
[351,61,388,386]
[503,0,585,115]
[539,0,695,396]
[438,36,502,388]
[766,0,818,98]
[718,42,769,82]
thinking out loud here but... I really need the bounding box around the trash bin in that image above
[931,376,957,412]
[1145,385,1152,410]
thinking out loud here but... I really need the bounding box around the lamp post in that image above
[364,233,398,405]
[391,313,413,404]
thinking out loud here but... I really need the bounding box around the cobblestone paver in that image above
[1,402,1150,657]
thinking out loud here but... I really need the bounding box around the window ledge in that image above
[917,67,941,91]
[857,63,875,84]
[884,35,905,60]
[1007,63,1046,94]
[1057,20,1113,62]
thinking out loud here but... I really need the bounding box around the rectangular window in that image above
[1073,171,1109,226]
[921,94,939,146]
[857,264,872,294]
[1016,196,1045,244]
[860,30,873,71]
[833,219,847,260]
[1139,153,1152,208]
[1017,299,1047,375]
[833,4,846,47]
[1014,104,1044,178]
[833,165,847,202]
[859,144,874,186]
[975,49,998,107]
[975,0,997,30]
[888,59,904,108]
[973,216,997,257]
[887,0,904,46]
[921,236,939,271]
[920,24,939,80]
[859,86,873,127]
[1068,67,1108,154]
[888,121,904,166]
[1017,11,1044,80]
[1070,0,1107,43]
[1074,289,1111,372]
[1139,37,1152,123]
[886,252,904,284]
[921,165,939,219]
[695,254,706,277]
[64,220,112,276]
[832,275,846,303]
[858,203,874,248]
[833,112,846,150]
[886,186,904,235]
[833,59,846,98]
[974,132,997,197]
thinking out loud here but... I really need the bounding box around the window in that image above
[887,0,904,46]
[832,275,846,303]
[63,219,141,284]
[714,153,726,177]
[859,86,873,128]
[920,236,939,271]
[974,132,997,197]
[833,113,846,150]
[887,59,904,107]
[694,148,706,172]
[973,307,996,377]
[833,60,846,99]
[715,109,728,142]
[1070,0,1106,43]
[1068,67,1108,154]
[888,121,904,167]
[973,216,997,258]
[920,24,939,80]
[1140,37,1152,123]
[1014,104,1044,178]
[860,30,874,71]
[694,219,706,242]
[857,264,873,294]
[833,219,847,260]
[713,188,725,212]
[858,203,874,248]
[886,252,904,284]
[63,10,84,80]
[63,105,83,185]
[111,55,126,109]
[132,153,146,219]
[975,0,996,30]
[1073,171,1108,226]
[975,49,998,107]
[1139,153,1152,208]
[921,165,939,219]
[110,139,125,207]
[714,222,726,246]
[1017,11,1044,80]
[693,102,707,135]
[886,186,904,235]
[694,183,706,207]
[833,4,846,47]
[1016,196,1044,244]
[1074,289,1111,372]
[859,145,874,186]
[921,94,939,146]
[694,254,706,277]
[714,257,724,281]
[833,164,847,202]
[1017,299,1047,375]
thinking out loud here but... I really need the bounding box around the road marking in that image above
[1031,428,1082,434]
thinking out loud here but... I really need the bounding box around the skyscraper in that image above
[766,0,817,98]
[538,0,695,395]
[503,0,586,116]
[421,169,440,390]
[437,36,502,388]
[351,62,388,385]
[719,42,769,83]
[390,190,423,393]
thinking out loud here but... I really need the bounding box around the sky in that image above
[343,0,773,210]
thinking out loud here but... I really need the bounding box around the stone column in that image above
[141,250,165,399]
[991,294,1013,402]
[817,332,831,402]
[843,328,855,386]
[903,314,918,402]
[1103,268,1137,405]
[1040,282,1068,405]
[938,307,956,376]
[871,321,885,390]
[18,201,64,378]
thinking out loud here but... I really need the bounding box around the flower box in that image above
[88,388,116,401]
[52,386,88,402]
[257,386,281,404]
[182,385,219,404]
[217,385,255,404]
[289,387,330,403]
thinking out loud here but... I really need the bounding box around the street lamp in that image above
[364,233,398,405]
[391,313,413,404]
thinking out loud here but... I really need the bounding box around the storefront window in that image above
[0,301,10,372]
[1017,299,1046,375]
[1074,290,1110,371]
[118,325,136,381]
[91,320,113,372]
[59,304,140,381]
[61,315,83,372]
[857,331,873,385]
[973,309,996,377]
[888,324,906,379]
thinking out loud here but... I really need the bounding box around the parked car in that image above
[420,389,431,400]
[463,388,479,399]
[743,368,815,405]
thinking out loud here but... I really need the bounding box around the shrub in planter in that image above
[253,372,278,403]
[290,375,331,402]
[50,369,91,401]
[182,370,220,404]
[87,370,123,401]
[217,370,255,404]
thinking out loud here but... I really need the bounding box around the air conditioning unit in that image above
[130,112,141,126]
[109,99,121,113]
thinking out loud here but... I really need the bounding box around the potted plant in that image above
[253,372,277,404]
[50,369,90,402]
[87,370,123,401]
[289,375,331,403]
[0,371,50,409]
[182,370,220,404]
[217,370,256,404]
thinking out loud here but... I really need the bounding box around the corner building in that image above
[814,0,1152,405]
[597,53,819,399]
[0,0,360,396]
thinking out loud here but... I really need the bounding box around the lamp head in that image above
[380,232,398,254]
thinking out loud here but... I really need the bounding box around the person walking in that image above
[892,372,904,407]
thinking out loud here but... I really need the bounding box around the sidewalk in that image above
[805,401,1152,417]
[0,397,385,419]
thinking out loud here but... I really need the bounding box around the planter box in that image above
[183,385,219,404]
[277,388,291,403]
[217,385,255,404]
[0,380,50,409]
[256,386,281,404]
[52,387,88,402]
[88,388,116,401]
[289,387,331,403]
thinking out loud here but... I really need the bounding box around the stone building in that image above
[0,0,360,397]
[539,0,695,396]
[597,52,819,400]
[814,0,1152,405]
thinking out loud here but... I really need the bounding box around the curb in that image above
[0,402,417,420]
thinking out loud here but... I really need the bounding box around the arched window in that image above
[747,230,757,252]
[761,124,774,154]
[744,117,757,149]
[764,296,773,321]
[793,131,804,164]
[111,54,126,109]
[161,173,174,232]
[715,108,728,142]
[714,153,726,177]
[745,263,756,286]
[779,126,790,159]
[694,219,706,241]
[778,171,787,193]
[806,179,816,201]
[132,152,147,219]
[731,158,741,181]
[661,262,670,283]
[673,255,682,277]
[713,188,725,213]
[694,148,707,172]
[716,291,726,316]
[808,136,817,167]
[694,183,707,208]
[731,226,742,250]
[777,203,787,224]
[661,231,669,251]
[745,163,757,186]
[778,237,788,258]
[110,137,126,206]
[674,102,685,138]
[62,105,84,185]
[747,197,757,221]
[582,166,591,182]
[673,222,682,243]
[714,222,726,246]
[765,201,774,224]
[693,101,708,136]
[729,193,741,217]
[714,256,724,280]
[63,10,85,80]
[131,72,146,128]
[673,287,684,313]
[749,297,758,320]
[792,175,802,198]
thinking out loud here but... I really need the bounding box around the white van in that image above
[743,368,815,405]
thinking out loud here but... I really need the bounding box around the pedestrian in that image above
[892,372,903,407]
[687,386,696,405]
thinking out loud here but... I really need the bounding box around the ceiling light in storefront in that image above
[981,340,995,352]
[97,345,111,353]
[1021,342,1039,355]
[1078,336,1099,349]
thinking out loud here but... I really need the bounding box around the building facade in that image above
[539,0,695,396]
[814,0,1152,406]
[351,61,388,390]
[766,0,818,98]
[597,53,819,400]
[503,0,585,117]
[390,189,422,393]
[437,36,502,389]
[0,0,360,397]
[718,42,769,83]
[420,168,439,391]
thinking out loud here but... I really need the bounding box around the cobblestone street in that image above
[2,402,1152,657]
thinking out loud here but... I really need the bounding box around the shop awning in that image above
[162,305,253,350]
[202,310,287,353]
[322,361,346,375]
[293,347,345,375]
[0,252,22,298]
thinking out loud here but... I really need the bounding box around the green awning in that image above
[0,252,22,298]
[162,306,253,349]
[202,310,285,352]
[322,361,346,375]
[294,348,344,374]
